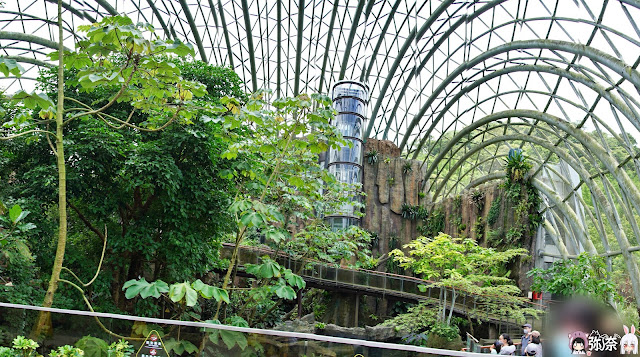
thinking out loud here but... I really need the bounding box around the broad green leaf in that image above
[211,287,230,304]
[225,316,249,327]
[191,279,206,291]
[122,278,150,299]
[169,282,198,306]
[221,331,247,351]
[8,204,21,224]
[253,259,281,279]
[259,144,275,153]
[275,284,296,300]
[75,336,108,357]
[284,270,306,289]
[288,176,304,188]
[0,57,24,77]
[140,280,169,299]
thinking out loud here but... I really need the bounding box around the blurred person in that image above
[547,297,622,357]
[490,340,503,355]
[522,323,532,355]
[526,331,542,357]
[499,334,517,355]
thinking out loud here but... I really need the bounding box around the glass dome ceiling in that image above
[2,0,640,306]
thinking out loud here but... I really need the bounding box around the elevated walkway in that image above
[221,243,546,330]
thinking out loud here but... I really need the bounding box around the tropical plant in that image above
[390,233,534,327]
[11,336,39,357]
[0,202,42,306]
[365,150,379,165]
[469,190,485,213]
[48,345,84,357]
[402,162,413,175]
[106,339,135,357]
[1,12,211,335]
[209,90,370,321]
[487,195,502,226]
[504,149,532,183]
[527,252,622,305]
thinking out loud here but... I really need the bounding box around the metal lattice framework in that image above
[2,0,640,307]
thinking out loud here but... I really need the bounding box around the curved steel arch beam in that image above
[317,0,339,94]
[532,178,593,253]
[542,219,570,259]
[4,55,54,68]
[378,13,640,138]
[178,0,207,62]
[239,0,256,91]
[399,39,640,151]
[446,145,611,250]
[94,0,118,16]
[422,110,640,220]
[363,0,462,138]
[420,84,633,168]
[144,0,172,39]
[360,0,402,81]
[293,0,306,95]
[216,0,234,68]
[410,64,640,160]
[419,112,640,305]
[337,0,366,81]
[0,31,71,52]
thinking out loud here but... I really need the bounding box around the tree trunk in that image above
[447,289,457,325]
[32,0,66,338]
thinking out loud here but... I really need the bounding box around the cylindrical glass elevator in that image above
[326,80,369,231]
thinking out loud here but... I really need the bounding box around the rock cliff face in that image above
[360,139,535,293]
[361,139,427,254]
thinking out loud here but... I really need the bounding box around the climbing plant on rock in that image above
[493,150,543,247]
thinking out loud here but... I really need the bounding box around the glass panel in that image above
[333,97,367,117]
[328,164,362,185]
[328,139,362,165]
[333,113,364,139]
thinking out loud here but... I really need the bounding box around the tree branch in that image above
[61,225,107,287]
[59,278,143,341]
[68,201,105,242]
[66,65,137,122]
[0,129,56,140]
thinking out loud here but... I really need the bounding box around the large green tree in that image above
[0,10,219,335]
[2,61,245,316]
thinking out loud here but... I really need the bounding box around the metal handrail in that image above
[0,302,488,357]
[223,243,548,310]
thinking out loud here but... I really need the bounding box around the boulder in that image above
[321,324,366,339]
[365,325,397,341]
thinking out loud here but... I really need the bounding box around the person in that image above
[522,323,532,355]
[525,331,542,357]
[490,340,503,354]
[499,334,517,355]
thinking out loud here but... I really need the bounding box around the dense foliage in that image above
[390,233,538,329]
[528,252,622,305]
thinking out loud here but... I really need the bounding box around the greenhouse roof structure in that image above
[2,0,640,306]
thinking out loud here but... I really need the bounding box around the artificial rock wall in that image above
[361,139,427,256]
[360,139,535,292]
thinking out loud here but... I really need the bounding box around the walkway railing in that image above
[222,243,547,331]
[0,302,489,356]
